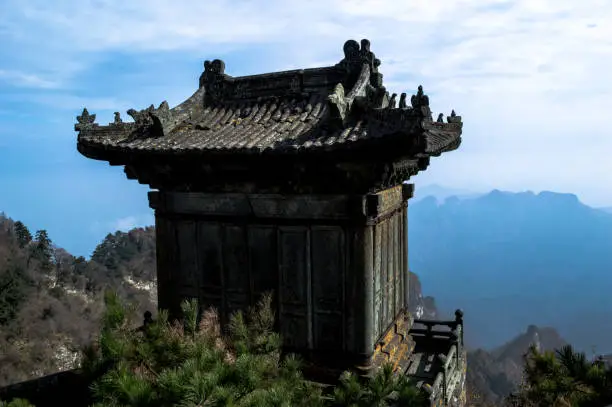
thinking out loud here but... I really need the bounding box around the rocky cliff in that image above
[466,325,568,404]
[408,271,439,319]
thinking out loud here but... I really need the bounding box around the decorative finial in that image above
[389,93,397,108]
[127,105,155,125]
[437,113,444,123]
[327,83,349,124]
[204,59,225,76]
[150,100,175,136]
[336,39,383,90]
[360,38,371,53]
[410,85,429,108]
[75,108,97,131]
[447,109,462,124]
[455,309,464,323]
[200,59,227,103]
[398,93,407,108]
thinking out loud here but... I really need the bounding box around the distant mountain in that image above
[467,325,568,405]
[409,190,612,352]
[600,207,612,214]
[411,184,483,202]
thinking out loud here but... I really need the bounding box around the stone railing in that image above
[410,310,465,406]
[0,369,91,407]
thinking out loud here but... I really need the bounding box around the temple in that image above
[74,39,466,406]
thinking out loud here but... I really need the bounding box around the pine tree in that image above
[82,291,324,407]
[506,344,612,407]
[0,399,34,407]
[1,290,429,406]
[0,264,32,326]
[72,256,87,275]
[32,230,53,272]
[79,291,429,407]
[13,221,32,249]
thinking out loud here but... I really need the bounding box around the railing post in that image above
[454,309,464,345]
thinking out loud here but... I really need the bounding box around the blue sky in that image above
[0,0,611,257]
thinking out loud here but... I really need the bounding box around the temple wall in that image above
[150,185,412,371]
[371,207,408,346]
[156,217,351,353]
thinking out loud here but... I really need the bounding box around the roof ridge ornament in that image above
[411,85,432,121]
[411,85,429,107]
[123,101,176,138]
[399,93,407,109]
[336,39,384,90]
[327,83,349,125]
[150,101,174,136]
[75,108,97,131]
[199,59,227,105]
[127,104,155,125]
[388,93,397,108]
[447,109,462,124]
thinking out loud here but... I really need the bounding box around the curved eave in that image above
[77,122,460,163]
[423,126,463,156]
[76,128,406,162]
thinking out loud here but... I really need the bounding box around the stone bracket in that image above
[366,184,413,221]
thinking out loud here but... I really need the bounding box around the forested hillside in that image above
[0,214,155,387]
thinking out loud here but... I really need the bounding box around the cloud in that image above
[2,1,609,76]
[22,94,132,112]
[112,216,150,232]
[2,0,612,205]
[3,1,610,100]
[0,69,59,89]
[110,214,155,232]
[91,214,155,235]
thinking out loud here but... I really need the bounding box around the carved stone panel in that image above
[176,220,199,300]
[223,224,250,314]
[387,215,395,323]
[154,215,175,313]
[403,205,409,311]
[315,314,344,353]
[380,219,389,337]
[247,226,278,301]
[393,211,402,316]
[373,222,383,343]
[196,222,223,313]
[311,226,344,351]
[278,227,311,350]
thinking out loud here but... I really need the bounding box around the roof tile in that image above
[77,39,463,159]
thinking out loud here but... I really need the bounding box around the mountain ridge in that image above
[409,188,612,352]
[467,324,568,405]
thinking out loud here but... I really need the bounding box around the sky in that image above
[0,0,611,257]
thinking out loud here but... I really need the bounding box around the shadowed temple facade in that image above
[3,39,467,407]
[76,38,466,407]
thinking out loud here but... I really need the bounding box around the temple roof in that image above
[75,39,462,161]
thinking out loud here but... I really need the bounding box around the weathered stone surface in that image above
[72,39,467,406]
